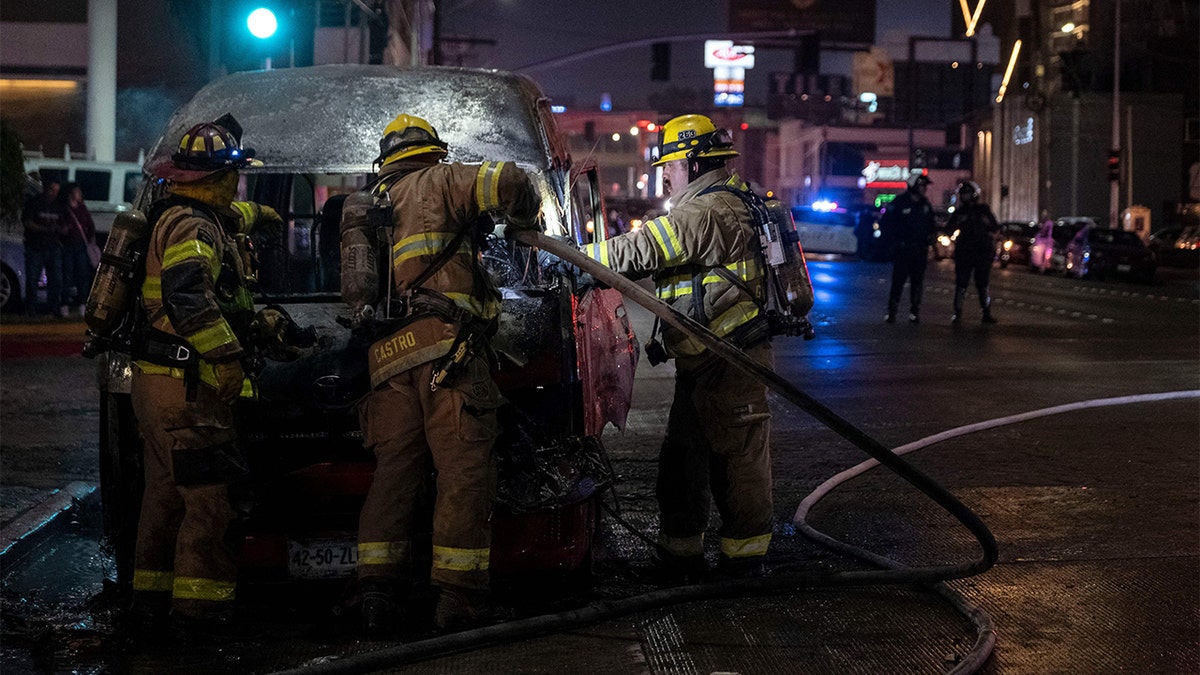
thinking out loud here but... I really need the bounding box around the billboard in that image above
[729,0,876,45]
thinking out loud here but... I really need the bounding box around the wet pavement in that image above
[1,259,1198,673]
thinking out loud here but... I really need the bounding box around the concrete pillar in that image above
[87,0,117,162]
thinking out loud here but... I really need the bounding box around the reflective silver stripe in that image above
[475,161,506,211]
[647,217,683,264]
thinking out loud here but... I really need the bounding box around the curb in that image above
[0,481,97,561]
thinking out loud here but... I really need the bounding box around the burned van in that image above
[95,64,637,587]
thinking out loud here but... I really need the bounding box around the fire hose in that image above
[273,229,999,674]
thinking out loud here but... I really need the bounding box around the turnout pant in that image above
[888,247,928,316]
[657,341,774,563]
[954,253,993,301]
[357,357,500,592]
[130,370,239,619]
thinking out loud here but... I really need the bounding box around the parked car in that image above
[96,65,637,590]
[1030,217,1091,273]
[23,156,143,244]
[933,218,957,260]
[1147,225,1200,268]
[0,229,26,313]
[1064,225,1156,281]
[792,203,859,257]
[997,220,1038,268]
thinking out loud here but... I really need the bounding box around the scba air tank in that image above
[339,188,382,317]
[764,198,815,319]
[84,209,149,336]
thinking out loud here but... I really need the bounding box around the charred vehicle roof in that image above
[145,64,560,174]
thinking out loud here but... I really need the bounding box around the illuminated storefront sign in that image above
[706,41,753,107]
[704,40,755,69]
[862,160,917,188]
[1013,117,1034,145]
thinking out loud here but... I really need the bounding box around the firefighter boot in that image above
[716,555,767,579]
[651,546,709,586]
[981,294,997,324]
[360,577,399,638]
[951,287,967,324]
[433,585,509,632]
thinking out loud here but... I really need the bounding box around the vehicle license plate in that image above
[1117,264,1131,272]
[287,538,358,579]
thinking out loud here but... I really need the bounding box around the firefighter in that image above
[582,114,774,582]
[880,172,936,323]
[348,113,541,635]
[949,180,1000,324]
[129,114,278,634]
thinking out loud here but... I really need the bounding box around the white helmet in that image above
[957,180,981,201]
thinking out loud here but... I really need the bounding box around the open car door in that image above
[571,163,637,437]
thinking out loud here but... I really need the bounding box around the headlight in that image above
[1003,240,1013,250]
[937,235,951,246]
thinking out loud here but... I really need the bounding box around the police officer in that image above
[583,114,774,582]
[130,114,279,633]
[880,172,936,323]
[949,180,1000,324]
[348,113,540,635]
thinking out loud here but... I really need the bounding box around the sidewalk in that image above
[0,314,89,358]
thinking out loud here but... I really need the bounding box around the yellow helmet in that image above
[377,113,449,166]
[651,114,739,166]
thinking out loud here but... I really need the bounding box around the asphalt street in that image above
[1,257,1197,674]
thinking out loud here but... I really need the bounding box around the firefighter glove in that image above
[213,359,245,404]
[250,305,317,362]
[232,201,284,239]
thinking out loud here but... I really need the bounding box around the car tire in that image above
[99,392,144,589]
[0,264,22,314]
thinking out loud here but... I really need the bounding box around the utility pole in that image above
[1108,0,1121,228]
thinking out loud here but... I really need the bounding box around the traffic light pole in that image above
[1109,0,1121,228]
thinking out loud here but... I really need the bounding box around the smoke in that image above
[115,88,189,164]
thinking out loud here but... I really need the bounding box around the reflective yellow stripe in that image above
[475,161,506,211]
[657,533,704,557]
[441,291,499,320]
[720,533,772,559]
[646,216,684,265]
[583,241,610,267]
[162,239,218,275]
[710,301,760,337]
[172,576,236,602]
[142,276,162,300]
[432,545,490,572]
[133,362,257,399]
[230,201,256,234]
[133,568,174,592]
[357,541,410,566]
[655,258,764,301]
[185,319,238,354]
[392,232,470,266]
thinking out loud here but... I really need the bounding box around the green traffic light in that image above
[247,8,278,39]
